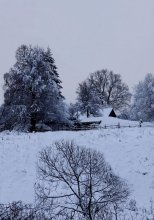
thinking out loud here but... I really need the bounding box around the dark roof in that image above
[109,109,116,117]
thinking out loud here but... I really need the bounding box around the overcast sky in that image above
[0,0,154,104]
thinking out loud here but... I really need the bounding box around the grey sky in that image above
[0,0,154,104]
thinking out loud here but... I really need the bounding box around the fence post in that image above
[118,122,120,128]
[139,119,143,127]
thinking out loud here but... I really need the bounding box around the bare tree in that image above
[76,69,131,114]
[76,81,101,117]
[105,71,131,110]
[36,141,129,220]
[88,70,109,104]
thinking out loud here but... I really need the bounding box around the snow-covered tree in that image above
[105,71,131,110]
[68,103,80,120]
[0,45,68,131]
[76,69,131,116]
[76,81,101,117]
[130,73,154,122]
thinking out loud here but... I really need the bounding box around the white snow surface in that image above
[0,116,154,209]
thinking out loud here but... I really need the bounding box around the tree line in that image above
[0,44,153,132]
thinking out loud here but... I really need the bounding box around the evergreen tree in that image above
[0,45,67,131]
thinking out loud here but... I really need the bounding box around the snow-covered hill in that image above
[0,116,154,210]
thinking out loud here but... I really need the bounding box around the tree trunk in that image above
[30,112,37,132]
[30,92,37,132]
[87,108,90,118]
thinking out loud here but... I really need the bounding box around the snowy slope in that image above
[0,117,154,210]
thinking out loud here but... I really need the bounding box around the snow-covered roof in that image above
[79,115,101,123]
[101,107,114,117]
[79,108,116,123]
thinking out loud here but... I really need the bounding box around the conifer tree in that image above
[0,45,67,131]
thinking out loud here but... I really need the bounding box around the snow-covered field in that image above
[0,116,154,210]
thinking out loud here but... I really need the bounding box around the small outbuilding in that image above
[102,107,117,118]
[109,109,116,117]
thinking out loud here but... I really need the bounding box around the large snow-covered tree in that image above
[0,45,68,131]
[130,73,154,122]
[76,69,131,116]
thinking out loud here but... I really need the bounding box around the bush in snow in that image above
[0,201,55,219]
[0,200,153,220]
[0,45,68,132]
[118,199,154,220]
[0,201,40,220]
[36,141,129,220]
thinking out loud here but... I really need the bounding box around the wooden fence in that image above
[58,121,154,131]
[71,122,154,131]
[100,123,154,130]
